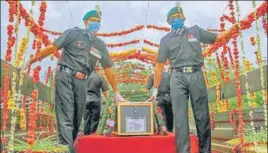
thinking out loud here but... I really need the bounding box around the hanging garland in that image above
[107,39,140,48]
[146,25,170,32]
[143,39,160,48]
[202,1,267,58]
[8,1,21,151]
[1,1,17,149]
[261,16,267,35]
[25,65,41,152]
[252,0,267,129]
[235,1,258,151]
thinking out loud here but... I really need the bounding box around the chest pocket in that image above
[167,38,181,51]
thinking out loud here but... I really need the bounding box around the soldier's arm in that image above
[198,25,239,44]
[214,24,239,43]
[154,39,168,88]
[98,41,119,93]
[100,76,109,93]
[28,29,72,65]
[29,45,58,64]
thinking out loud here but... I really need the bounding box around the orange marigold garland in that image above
[202,1,267,58]
[96,25,144,37]
[38,1,47,27]
[8,1,21,151]
[252,0,267,128]
[107,39,140,48]
[215,53,225,82]
[26,65,41,152]
[143,39,160,48]
[235,1,258,150]
[146,25,170,32]
[232,36,245,147]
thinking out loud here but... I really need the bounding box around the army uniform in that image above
[53,27,113,153]
[157,6,218,152]
[84,71,109,135]
[147,72,173,132]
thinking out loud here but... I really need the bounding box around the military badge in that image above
[90,47,102,59]
[188,34,197,42]
[77,41,83,47]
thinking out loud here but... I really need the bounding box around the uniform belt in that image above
[158,93,170,96]
[172,66,200,73]
[59,66,89,80]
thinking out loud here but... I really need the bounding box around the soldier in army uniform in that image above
[84,70,109,135]
[147,64,173,132]
[25,6,126,153]
[148,3,239,153]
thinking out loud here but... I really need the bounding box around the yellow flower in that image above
[8,97,15,110]
[251,102,258,108]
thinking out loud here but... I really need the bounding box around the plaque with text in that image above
[125,117,146,133]
[117,102,153,135]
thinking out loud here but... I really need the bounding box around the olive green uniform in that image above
[147,72,173,132]
[84,71,109,135]
[53,27,113,153]
[157,25,217,153]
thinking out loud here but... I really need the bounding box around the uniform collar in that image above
[84,28,96,40]
[171,27,185,36]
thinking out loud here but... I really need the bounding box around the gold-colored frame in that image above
[117,102,154,136]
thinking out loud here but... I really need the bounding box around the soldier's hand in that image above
[146,88,158,102]
[114,92,127,103]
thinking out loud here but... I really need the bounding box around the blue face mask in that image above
[170,18,184,31]
[88,22,100,33]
